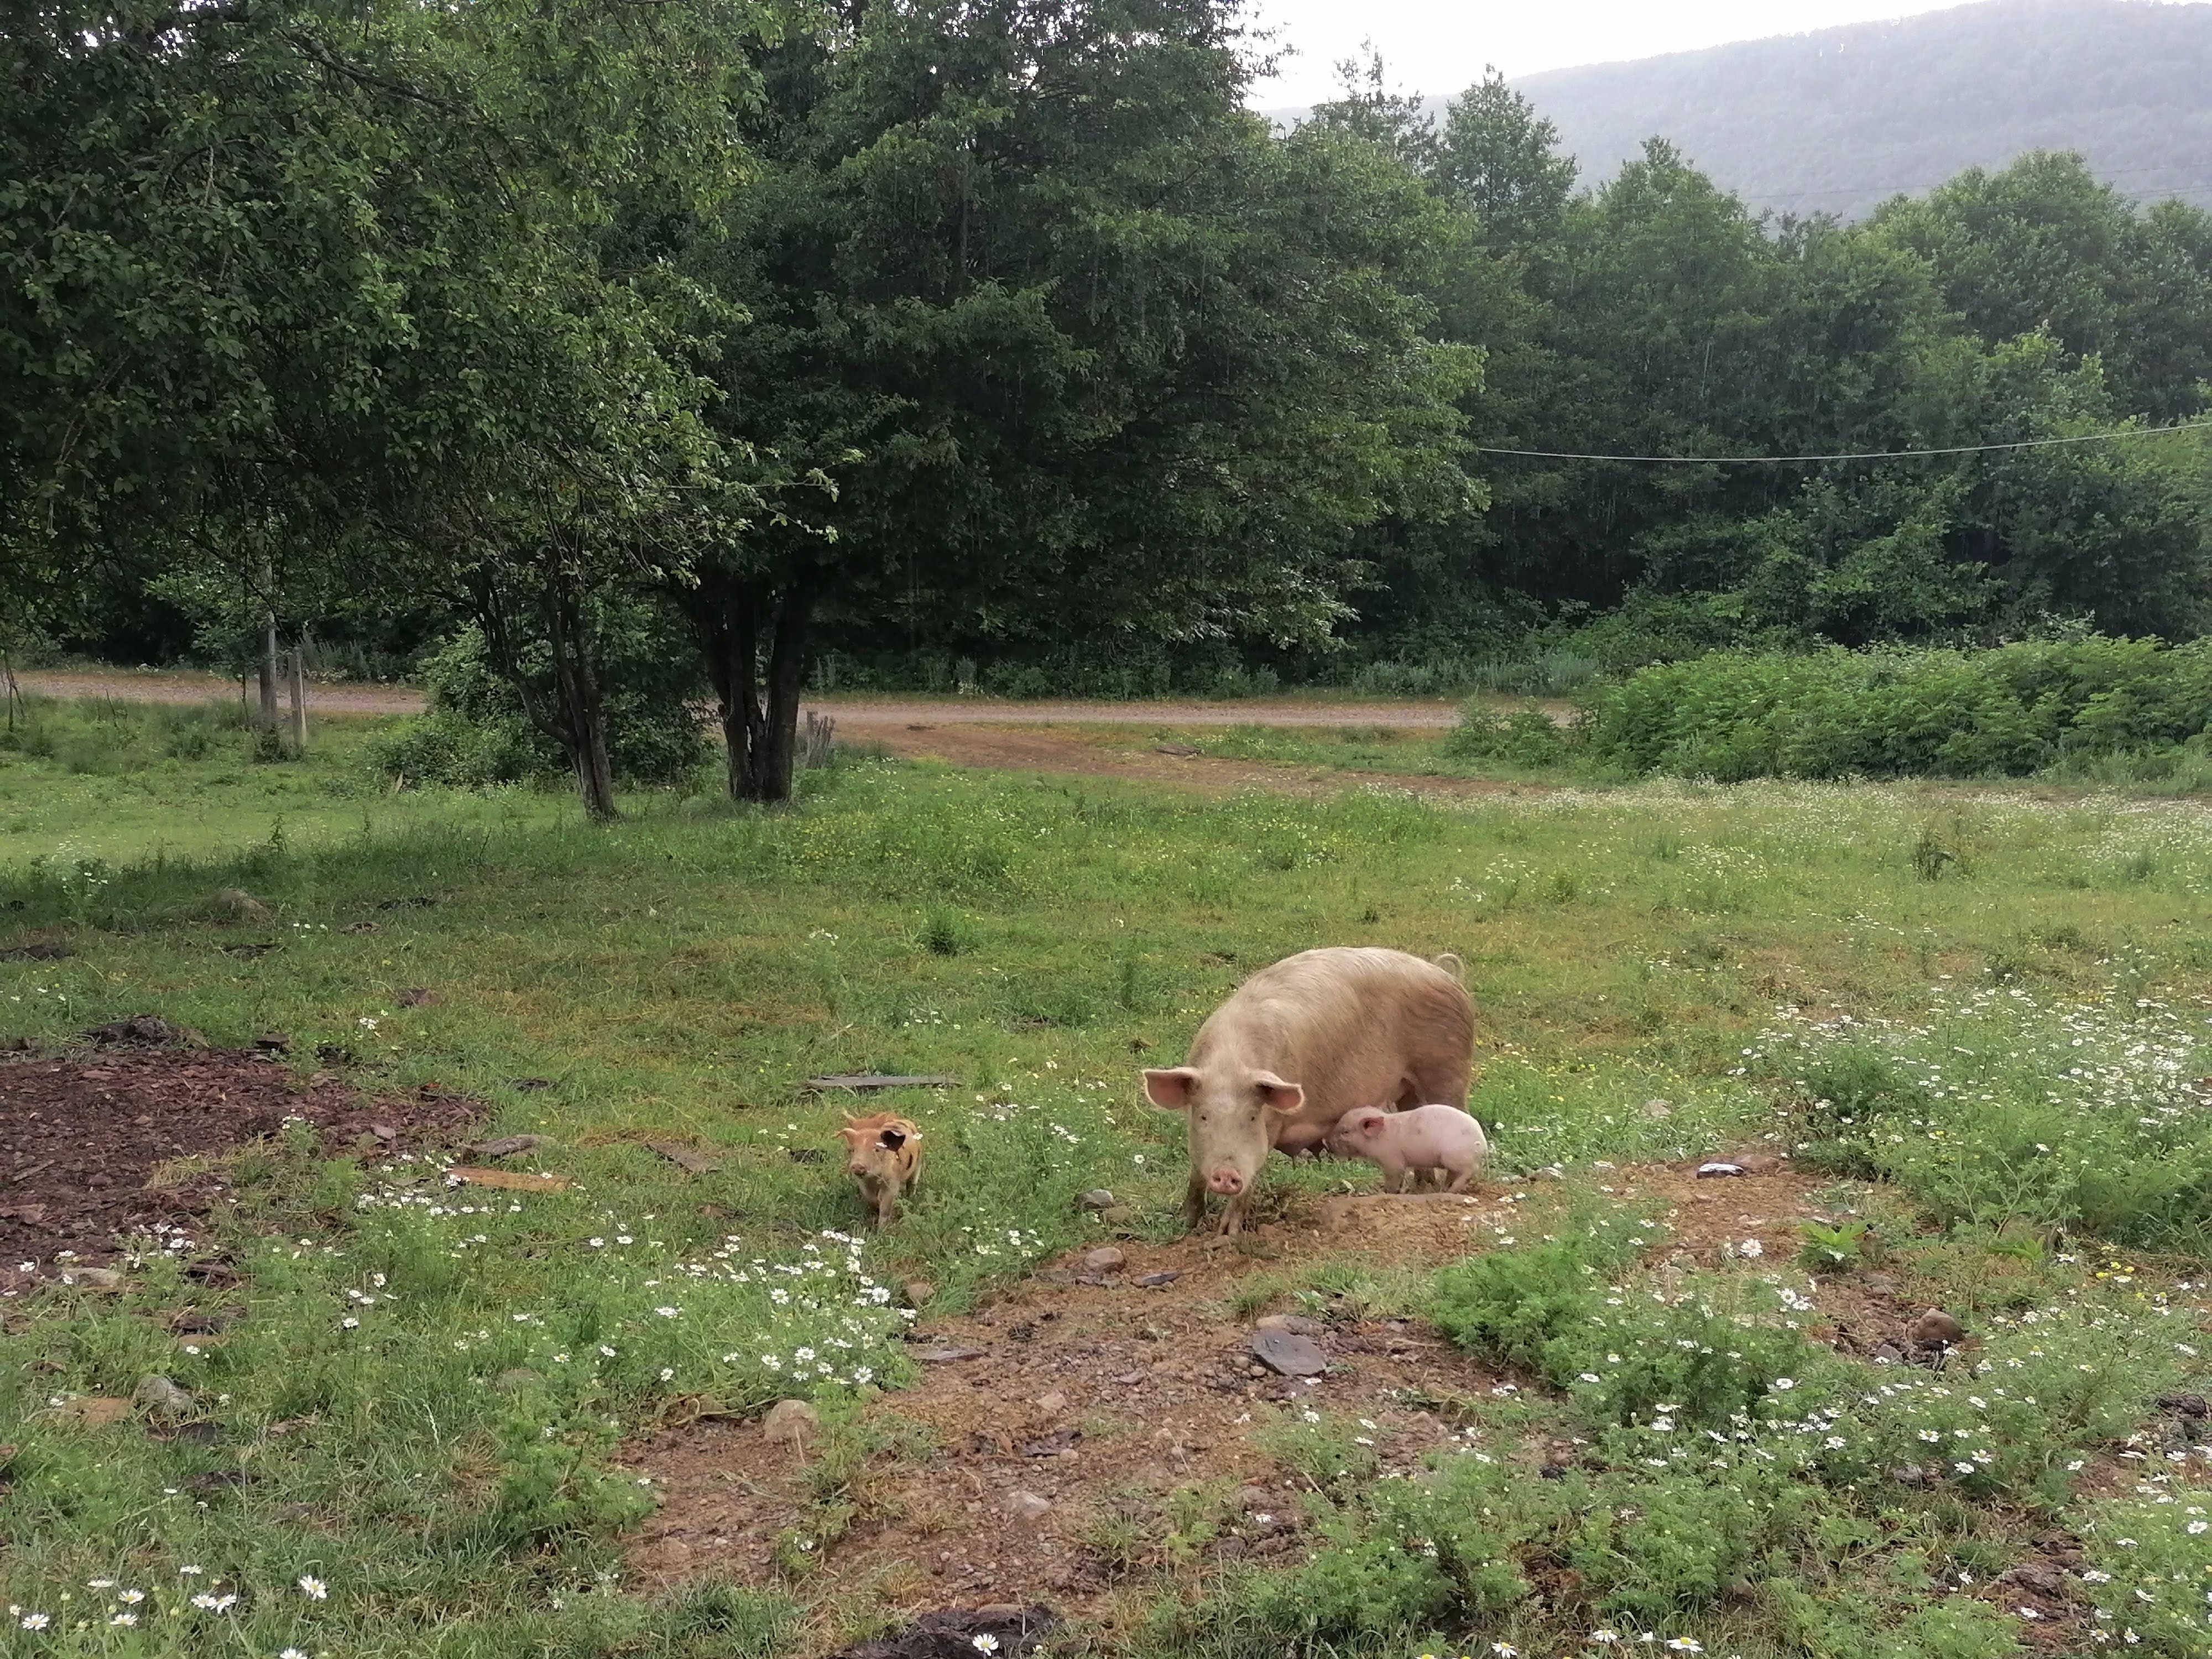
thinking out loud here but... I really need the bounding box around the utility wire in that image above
[1473,418,2212,465]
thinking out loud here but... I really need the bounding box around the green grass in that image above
[5,698,2212,1657]
[1134,719,1578,785]
[0,695,569,872]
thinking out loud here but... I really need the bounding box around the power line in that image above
[1473,419,2212,465]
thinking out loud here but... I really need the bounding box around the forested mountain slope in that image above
[1521,0,2212,217]
[1276,1,2212,219]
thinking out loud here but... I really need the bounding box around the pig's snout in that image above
[1206,1167,1246,1196]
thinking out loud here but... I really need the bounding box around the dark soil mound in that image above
[0,1041,483,1267]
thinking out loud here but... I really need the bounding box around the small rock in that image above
[74,1267,124,1290]
[1006,1490,1053,1522]
[915,1344,987,1364]
[341,920,379,935]
[467,1134,546,1159]
[1153,742,1199,757]
[133,1375,195,1420]
[762,1398,820,1451]
[1892,1464,1927,1487]
[1909,1308,1966,1348]
[901,1279,935,1307]
[1861,1273,1900,1296]
[1695,1161,1745,1178]
[1102,1207,1136,1227]
[2003,1565,2066,1595]
[494,1368,542,1391]
[1255,1313,1323,1337]
[1642,1099,1673,1119]
[370,1123,398,1142]
[1034,1391,1068,1418]
[252,1032,290,1054]
[1250,1328,1327,1378]
[1233,1485,1271,1512]
[1135,1271,1181,1288]
[1079,1190,1116,1212]
[1871,1342,1905,1364]
[2158,1392,2210,1419]
[398,988,439,1008]
[1735,1152,1782,1175]
[1083,1247,1125,1272]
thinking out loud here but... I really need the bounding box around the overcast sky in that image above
[1244,0,1978,108]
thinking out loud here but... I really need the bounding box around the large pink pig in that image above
[1142,947,1476,1234]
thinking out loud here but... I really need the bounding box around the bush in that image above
[1442,706,1576,767]
[371,620,708,787]
[1583,636,2212,780]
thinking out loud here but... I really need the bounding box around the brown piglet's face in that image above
[839,1114,920,1183]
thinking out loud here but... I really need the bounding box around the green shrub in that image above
[1584,637,2212,780]
[371,621,708,787]
[1443,706,1577,767]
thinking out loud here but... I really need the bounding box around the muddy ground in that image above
[620,1159,1908,1644]
[0,1033,482,1272]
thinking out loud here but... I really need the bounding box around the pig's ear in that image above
[1253,1071,1305,1115]
[877,1125,907,1151]
[1143,1067,1200,1109]
[1360,1112,1385,1137]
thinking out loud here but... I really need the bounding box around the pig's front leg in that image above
[1183,1168,1209,1229]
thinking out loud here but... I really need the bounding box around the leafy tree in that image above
[3,0,780,817]
[1433,69,1579,252]
[1872,152,2212,421]
[684,0,1478,801]
[1301,44,1439,175]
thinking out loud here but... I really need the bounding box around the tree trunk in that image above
[257,560,280,733]
[288,641,308,754]
[542,586,619,823]
[688,568,815,806]
[756,582,816,804]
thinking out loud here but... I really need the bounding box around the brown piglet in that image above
[838,1112,922,1226]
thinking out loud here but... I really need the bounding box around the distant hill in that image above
[1276,0,2212,220]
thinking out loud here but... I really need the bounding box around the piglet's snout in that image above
[1206,1167,1245,1196]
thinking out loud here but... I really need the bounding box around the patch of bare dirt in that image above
[17,669,425,716]
[620,1156,1850,1645]
[0,1036,485,1271]
[859,722,1557,801]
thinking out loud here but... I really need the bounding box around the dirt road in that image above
[15,669,1466,727]
[15,668,1525,796]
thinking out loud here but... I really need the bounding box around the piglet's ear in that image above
[1253,1071,1305,1115]
[1360,1114,1385,1136]
[1143,1068,1200,1110]
[877,1126,907,1150]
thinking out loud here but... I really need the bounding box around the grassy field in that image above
[5,697,2212,1658]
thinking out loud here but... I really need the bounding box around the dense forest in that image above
[7,0,2212,811]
